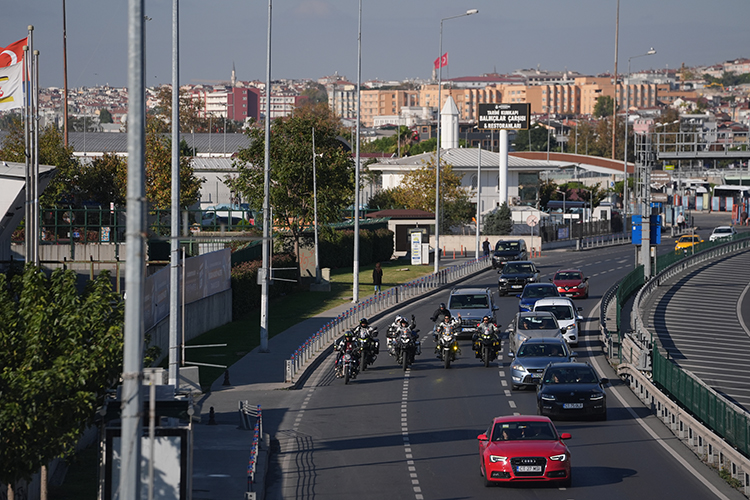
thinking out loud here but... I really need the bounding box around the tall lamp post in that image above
[623,47,655,216]
[435,8,478,273]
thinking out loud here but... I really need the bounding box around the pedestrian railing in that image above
[578,231,631,250]
[284,256,492,382]
[239,401,263,491]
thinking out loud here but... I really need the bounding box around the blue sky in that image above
[3,0,748,89]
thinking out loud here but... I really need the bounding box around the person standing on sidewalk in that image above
[373,262,383,293]
[676,212,685,231]
[482,237,491,257]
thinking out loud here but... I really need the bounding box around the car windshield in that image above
[519,316,558,330]
[492,421,556,441]
[535,305,574,321]
[496,241,520,251]
[504,263,534,274]
[555,272,582,281]
[522,286,558,299]
[449,294,489,309]
[517,343,567,357]
[714,228,731,234]
[543,366,598,384]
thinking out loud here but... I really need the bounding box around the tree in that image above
[145,117,204,209]
[483,202,513,235]
[300,82,328,106]
[78,153,127,207]
[512,123,556,152]
[594,96,614,118]
[152,85,210,133]
[231,103,354,266]
[99,109,113,124]
[368,188,406,210]
[0,266,124,491]
[0,115,81,208]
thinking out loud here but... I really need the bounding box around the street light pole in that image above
[435,8,478,273]
[623,48,655,216]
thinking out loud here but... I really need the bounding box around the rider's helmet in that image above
[394,315,403,324]
[360,318,369,327]
[344,330,354,339]
[439,302,446,309]
[400,317,409,326]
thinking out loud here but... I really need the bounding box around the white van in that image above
[532,297,582,346]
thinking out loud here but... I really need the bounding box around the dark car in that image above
[447,287,499,339]
[517,283,560,312]
[497,261,540,296]
[537,362,608,420]
[491,239,528,269]
[509,337,576,390]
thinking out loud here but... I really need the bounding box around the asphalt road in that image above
[261,240,746,500]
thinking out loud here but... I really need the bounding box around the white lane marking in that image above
[402,368,423,500]
[586,303,735,500]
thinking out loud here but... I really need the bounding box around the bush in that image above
[231,253,297,319]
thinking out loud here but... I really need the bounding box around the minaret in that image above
[231,62,236,88]
[441,96,459,149]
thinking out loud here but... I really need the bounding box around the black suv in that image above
[446,287,499,339]
[491,239,528,269]
[497,261,540,296]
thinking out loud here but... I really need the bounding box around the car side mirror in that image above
[577,307,583,312]
[516,294,521,299]
[548,277,553,282]
[508,351,515,358]
[569,351,578,357]
[560,432,572,440]
[477,433,489,441]
[493,305,499,311]
[600,378,609,385]
[584,277,589,282]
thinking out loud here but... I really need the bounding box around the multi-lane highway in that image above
[259,240,745,500]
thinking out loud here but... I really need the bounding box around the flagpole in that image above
[62,0,69,147]
[23,39,31,263]
[33,48,40,266]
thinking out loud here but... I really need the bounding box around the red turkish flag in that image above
[433,52,448,70]
[0,38,27,68]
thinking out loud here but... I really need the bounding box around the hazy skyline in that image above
[3,0,748,90]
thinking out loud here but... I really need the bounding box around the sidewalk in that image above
[190,256,485,500]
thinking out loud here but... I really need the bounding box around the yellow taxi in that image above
[674,234,704,252]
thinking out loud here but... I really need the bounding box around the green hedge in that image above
[317,228,394,269]
[230,253,297,319]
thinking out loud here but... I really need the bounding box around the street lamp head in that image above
[647,48,656,55]
[466,9,479,15]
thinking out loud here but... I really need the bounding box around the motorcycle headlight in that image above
[549,454,568,462]
[489,455,508,463]
[541,393,556,401]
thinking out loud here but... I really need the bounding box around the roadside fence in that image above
[284,256,492,383]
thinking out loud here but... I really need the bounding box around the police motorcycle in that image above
[472,317,501,368]
[334,330,361,384]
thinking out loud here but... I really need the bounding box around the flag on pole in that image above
[433,52,448,70]
[0,37,26,67]
[0,37,26,111]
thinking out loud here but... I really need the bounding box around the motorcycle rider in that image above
[333,330,361,378]
[435,313,461,355]
[472,315,500,357]
[353,317,379,354]
[396,316,421,355]
[430,302,451,323]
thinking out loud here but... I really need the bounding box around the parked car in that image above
[537,362,608,420]
[550,269,588,299]
[709,226,737,242]
[517,283,561,312]
[497,261,540,296]
[491,239,528,269]
[508,311,564,353]
[508,337,576,390]
[674,234,704,252]
[533,297,582,346]
[477,415,572,487]
[447,287,499,339]
[202,204,255,228]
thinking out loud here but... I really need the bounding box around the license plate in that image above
[511,285,522,289]
[532,373,542,378]
[516,466,542,472]
[563,403,583,409]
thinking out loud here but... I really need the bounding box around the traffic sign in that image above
[526,214,539,227]
[650,171,671,183]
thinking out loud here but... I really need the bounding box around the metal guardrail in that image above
[239,401,263,491]
[284,256,492,383]
[578,231,631,250]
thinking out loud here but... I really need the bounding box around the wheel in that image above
[344,366,350,385]
[483,346,491,367]
[444,352,451,369]
[511,384,520,391]
[403,352,409,371]
[361,357,367,372]
[483,465,493,487]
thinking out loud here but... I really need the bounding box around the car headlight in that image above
[528,277,536,282]
[541,393,556,401]
[489,455,508,463]
[590,393,605,401]
[565,324,576,331]
[517,333,528,343]
[549,454,568,462]
[511,363,525,372]
[498,278,507,283]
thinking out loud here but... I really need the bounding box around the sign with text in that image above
[478,103,531,130]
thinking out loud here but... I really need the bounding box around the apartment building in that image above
[360,89,419,127]
[418,84,504,122]
[190,86,261,122]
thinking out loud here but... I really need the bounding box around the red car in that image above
[551,269,589,299]
[478,415,572,487]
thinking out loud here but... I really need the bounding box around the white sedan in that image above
[709,226,737,242]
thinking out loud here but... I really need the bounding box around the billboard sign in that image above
[478,103,531,130]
